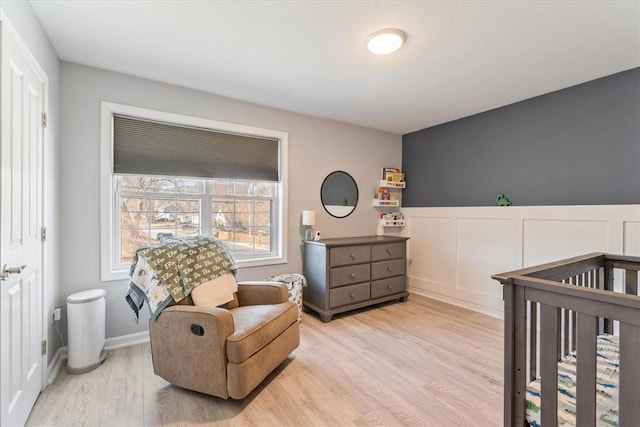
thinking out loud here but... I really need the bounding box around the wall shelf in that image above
[379,219,405,227]
[379,180,406,189]
[376,169,405,231]
[372,199,400,207]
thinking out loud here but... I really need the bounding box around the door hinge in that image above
[41,340,47,356]
[42,112,47,128]
[41,226,47,242]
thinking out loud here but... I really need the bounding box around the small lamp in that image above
[302,210,316,241]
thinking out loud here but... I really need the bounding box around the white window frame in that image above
[100,102,288,281]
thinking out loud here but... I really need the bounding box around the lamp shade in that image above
[302,210,316,226]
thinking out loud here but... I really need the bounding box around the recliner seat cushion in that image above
[226,302,298,363]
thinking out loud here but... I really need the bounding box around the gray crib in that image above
[492,253,640,426]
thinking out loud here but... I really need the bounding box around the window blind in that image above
[113,115,280,181]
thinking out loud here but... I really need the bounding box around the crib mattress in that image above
[526,335,619,427]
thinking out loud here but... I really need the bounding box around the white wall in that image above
[403,205,640,318]
[1,2,62,365]
[59,62,402,340]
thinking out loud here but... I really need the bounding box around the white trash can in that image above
[67,288,108,374]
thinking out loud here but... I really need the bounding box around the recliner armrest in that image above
[236,281,288,305]
[149,305,234,398]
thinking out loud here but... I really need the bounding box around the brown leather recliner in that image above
[149,281,300,399]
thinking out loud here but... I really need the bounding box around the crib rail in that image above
[493,253,640,427]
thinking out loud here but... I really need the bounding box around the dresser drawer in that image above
[371,242,405,261]
[330,245,371,267]
[371,259,405,280]
[371,276,406,299]
[330,263,370,288]
[330,282,370,308]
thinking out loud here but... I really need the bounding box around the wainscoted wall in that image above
[402,205,640,318]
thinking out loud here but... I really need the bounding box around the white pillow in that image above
[190,273,238,307]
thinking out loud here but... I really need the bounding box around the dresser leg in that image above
[400,295,409,302]
[320,313,333,323]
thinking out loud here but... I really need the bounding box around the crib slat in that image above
[529,301,537,382]
[620,322,640,425]
[557,310,562,361]
[571,309,577,352]
[576,313,597,427]
[563,308,570,357]
[562,277,571,356]
[603,262,614,334]
[625,269,638,295]
[540,304,559,426]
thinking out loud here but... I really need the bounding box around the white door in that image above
[0,18,46,427]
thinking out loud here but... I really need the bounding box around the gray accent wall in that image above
[402,68,640,207]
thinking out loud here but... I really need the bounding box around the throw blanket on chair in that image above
[126,235,237,322]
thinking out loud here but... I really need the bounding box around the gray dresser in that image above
[302,236,409,322]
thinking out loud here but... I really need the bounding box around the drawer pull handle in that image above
[349,273,356,279]
[387,267,393,272]
[387,285,392,290]
[350,253,356,259]
[349,293,355,299]
[386,249,392,255]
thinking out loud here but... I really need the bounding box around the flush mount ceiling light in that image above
[365,28,406,54]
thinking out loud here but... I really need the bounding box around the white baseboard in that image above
[46,346,68,385]
[45,330,150,386]
[409,286,503,319]
[104,330,150,350]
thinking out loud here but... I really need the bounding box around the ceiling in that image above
[29,0,640,135]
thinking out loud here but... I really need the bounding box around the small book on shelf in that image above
[381,167,404,183]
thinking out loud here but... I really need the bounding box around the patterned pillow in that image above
[191,273,238,307]
[266,273,305,322]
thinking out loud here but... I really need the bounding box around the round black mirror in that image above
[321,171,358,218]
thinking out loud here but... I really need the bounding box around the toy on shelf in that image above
[377,187,390,200]
[379,211,405,226]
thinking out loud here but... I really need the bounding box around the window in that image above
[116,176,278,266]
[101,102,288,281]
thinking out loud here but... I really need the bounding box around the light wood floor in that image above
[26,295,503,426]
